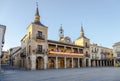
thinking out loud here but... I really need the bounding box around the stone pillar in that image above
[26,57,29,69]
[44,55,48,69]
[83,58,86,67]
[106,60,108,66]
[93,60,95,67]
[103,60,105,66]
[97,60,99,67]
[94,60,96,67]
[64,57,67,69]
[100,60,102,67]
[78,58,80,68]
[89,59,91,67]
[72,57,74,68]
[56,56,58,69]
[30,54,36,70]
[114,59,116,66]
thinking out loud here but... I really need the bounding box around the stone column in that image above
[94,60,96,67]
[72,57,74,68]
[114,59,116,66]
[78,58,80,68]
[30,54,36,70]
[56,56,58,69]
[97,60,99,67]
[64,57,67,69]
[103,60,105,66]
[106,60,108,66]
[93,60,96,67]
[100,60,102,67]
[83,58,86,67]
[89,59,91,67]
[44,55,48,69]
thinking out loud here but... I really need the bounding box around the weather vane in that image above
[36,2,38,7]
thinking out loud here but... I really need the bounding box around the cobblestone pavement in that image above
[0,66,120,81]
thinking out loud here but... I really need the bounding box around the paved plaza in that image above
[0,65,120,81]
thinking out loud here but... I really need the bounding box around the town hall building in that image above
[8,3,114,70]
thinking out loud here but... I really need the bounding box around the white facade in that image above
[113,42,120,61]
[0,25,6,55]
[0,24,6,70]
[90,44,113,60]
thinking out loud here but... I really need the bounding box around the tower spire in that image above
[80,24,84,37]
[59,24,64,41]
[34,2,40,23]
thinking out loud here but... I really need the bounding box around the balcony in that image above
[92,56,99,60]
[85,46,89,48]
[48,51,84,57]
[36,34,45,40]
[91,50,98,53]
[20,52,26,57]
[36,49,45,54]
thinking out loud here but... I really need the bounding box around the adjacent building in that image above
[8,46,21,66]
[90,44,114,67]
[0,25,6,56]
[113,42,120,65]
[1,51,9,64]
[0,25,6,69]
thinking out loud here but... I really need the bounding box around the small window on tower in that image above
[85,42,88,47]
[37,45,42,52]
[38,31,42,38]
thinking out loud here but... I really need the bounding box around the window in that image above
[86,51,88,55]
[95,48,96,52]
[117,53,120,57]
[79,49,83,53]
[37,45,42,52]
[38,31,42,37]
[85,42,88,47]
[29,45,31,54]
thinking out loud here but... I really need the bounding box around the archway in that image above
[58,58,64,68]
[48,59,55,69]
[36,57,44,69]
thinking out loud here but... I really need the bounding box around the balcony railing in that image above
[91,50,98,53]
[92,56,99,59]
[49,51,84,57]
[86,46,89,48]
[36,34,45,40]
[36,49,45,54]
[20,52,26,57]
[85,54,90,58]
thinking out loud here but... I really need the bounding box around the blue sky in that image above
[1,0,120,50]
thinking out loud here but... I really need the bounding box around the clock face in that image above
[65,37,71,43]
[66,39,70,43]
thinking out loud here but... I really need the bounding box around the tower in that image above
[21,2,48,70]
[75,24,90,67]
[75,25,89,47]
[59,24,64,41]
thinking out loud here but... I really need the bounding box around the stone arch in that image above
[36,57,44,69]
